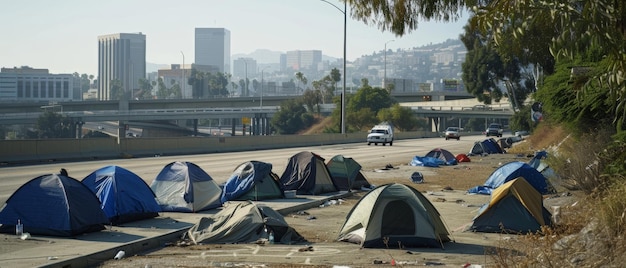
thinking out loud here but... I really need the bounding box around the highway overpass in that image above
[0,91,513,136]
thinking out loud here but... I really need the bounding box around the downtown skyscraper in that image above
[195,28,230,73]
[97,33,146,100]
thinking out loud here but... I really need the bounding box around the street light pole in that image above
[261,67,269,107]
[383,39,394,89]
[320,0,347,134]
[180,51,185,98]
[243,59,248,97]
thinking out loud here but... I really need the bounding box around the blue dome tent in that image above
[0,173,109,236]
[82,166,161,225]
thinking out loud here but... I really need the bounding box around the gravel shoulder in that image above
[97,151,579,268]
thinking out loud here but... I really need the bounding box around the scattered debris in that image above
[433,198,447,202]
[442,186,454,191]
[307,216,317,220]
[298,246,313,252]
[295,211,309,215]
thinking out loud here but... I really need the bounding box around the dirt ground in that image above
[97,152,578,268]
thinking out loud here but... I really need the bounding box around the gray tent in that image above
[186,201,305,244]
[279,151,338,195]
[338,183,451,248]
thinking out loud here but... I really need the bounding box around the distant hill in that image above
[233,49,338,64]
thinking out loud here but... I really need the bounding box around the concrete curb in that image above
[38,192,353,268]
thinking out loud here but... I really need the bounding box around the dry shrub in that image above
[548,129,613,194]
[507,124,568,156]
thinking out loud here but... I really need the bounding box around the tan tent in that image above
[338,183,451,248]
[470,178,552,233]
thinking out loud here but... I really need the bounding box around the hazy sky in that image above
[1,0,469,75]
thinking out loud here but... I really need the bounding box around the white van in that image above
[367,123,394,146]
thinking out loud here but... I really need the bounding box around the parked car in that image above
[485,123,503,137]
[444,127,461,140]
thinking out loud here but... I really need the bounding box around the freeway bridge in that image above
[0,92,514,137]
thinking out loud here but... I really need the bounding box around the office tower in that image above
[0,67,81,102]
[98,33,146,100]
[195,28,230,73]
[285,50,322,71]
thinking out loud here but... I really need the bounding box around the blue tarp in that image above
[0,174,109,236]
[410,156,442,167]
[83,166,161,225]
[467,161,555,195]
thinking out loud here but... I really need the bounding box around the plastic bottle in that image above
[268,230,274,244]
[15,219,23,236]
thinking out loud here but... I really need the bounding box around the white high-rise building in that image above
[195,28,230,73]
[97,33,146,100]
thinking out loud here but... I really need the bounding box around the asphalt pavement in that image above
[0,192,350,268]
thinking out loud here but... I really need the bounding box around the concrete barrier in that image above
[0,131,437,165]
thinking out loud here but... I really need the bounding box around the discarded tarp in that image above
[186,201,305,244]
[151,161,223,212]
[82,165,161,225]
[410,156,441,167]
[425,148,458,165]
[221,161,283,203]
[456,154,471,163]
[470,178,552,233]
[0,173,109,236]
[467,161,556,195]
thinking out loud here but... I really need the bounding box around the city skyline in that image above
[1,0,470,76]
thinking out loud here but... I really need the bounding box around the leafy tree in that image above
[110,79,124,100]
[330,68,341,93]
[295,72,308,92]
[137,78,154,99]
[377,103,421,131]
[188,68,206,98]
[346,107,377,130]
[156,78,169,99]
[270,99,313,134]
[238,79,247,96]
[302,89,322,113]
[80,74,91,92]
[36,111,74,138]
[347,78,395,115]
[206,72,230,97]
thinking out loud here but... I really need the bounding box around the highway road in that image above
[0,135,488,204]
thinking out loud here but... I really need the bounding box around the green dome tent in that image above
[338,183,451,248]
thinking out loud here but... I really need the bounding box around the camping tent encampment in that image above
[326,155,371,191]
[185,201,305,244]
[82,165,161,225]
[425,148,458,165]
[467,161,555,195]
[470,178,552,233]
[279,151,338,195]
[337,183,451,248]
[0,174,109,236]
[221,161,283,203]
[151,161,223,212]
